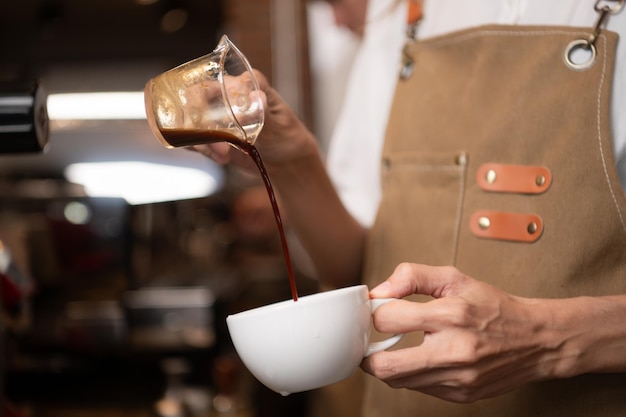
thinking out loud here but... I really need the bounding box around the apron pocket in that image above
[366,151,468,278]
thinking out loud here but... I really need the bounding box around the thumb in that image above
[369,263,465,300]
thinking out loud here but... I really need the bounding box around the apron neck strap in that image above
[406,0,423,39]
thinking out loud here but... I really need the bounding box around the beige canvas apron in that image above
[360,24,626,417]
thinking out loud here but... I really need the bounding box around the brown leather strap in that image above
[476,163,552,194]
[470,210,543,243]
[407,0,423,25]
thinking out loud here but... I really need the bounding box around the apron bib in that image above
[361,25,626,417]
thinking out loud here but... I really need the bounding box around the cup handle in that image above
[364,298,404,357]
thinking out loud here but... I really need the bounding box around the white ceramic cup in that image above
[226,285,403,396]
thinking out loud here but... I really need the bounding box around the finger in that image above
[361,351,446,394]
[361,340,471,384]
[360,350,464,401]
[191,143,232,165]
[253,69,270,95]
[253,69,285,115]
[188,145,209,157]
[370,263,468,300]
[361,345,432,382]
[372,297,453,334]
[209,142,233,164]
[365,349,530,403]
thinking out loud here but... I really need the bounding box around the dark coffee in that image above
[160,128,299,301]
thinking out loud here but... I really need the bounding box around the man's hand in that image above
[361,263,609,403]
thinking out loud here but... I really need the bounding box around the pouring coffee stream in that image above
[160,129,299,302]
[145,35,299,301]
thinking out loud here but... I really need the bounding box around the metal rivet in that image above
[535,175,546,187]
[478,216,491,230]
[527,222,538,234]
[486,169,497,184]
[455,153,467,166]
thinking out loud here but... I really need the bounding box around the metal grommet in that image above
[527,222,538,234]
[564,39,597,71]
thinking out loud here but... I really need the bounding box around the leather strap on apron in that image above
[361,25,626,417]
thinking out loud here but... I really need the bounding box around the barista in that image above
[194,0,626,416]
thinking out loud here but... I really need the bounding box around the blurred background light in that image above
[48,92,146,120]
[65,161,221,205]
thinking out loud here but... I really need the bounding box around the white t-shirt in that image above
[326,0,626,227]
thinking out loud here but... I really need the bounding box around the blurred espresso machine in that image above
[0,80,49,417]
[0,80,49,154]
